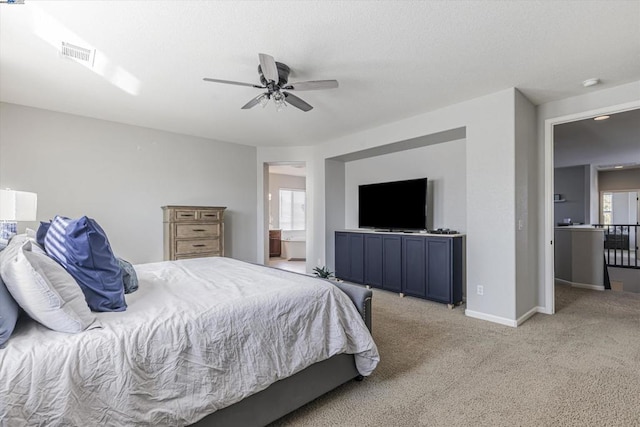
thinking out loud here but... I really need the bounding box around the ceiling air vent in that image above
[60,42,95,66]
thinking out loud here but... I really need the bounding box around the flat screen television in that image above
[358,177,427,231]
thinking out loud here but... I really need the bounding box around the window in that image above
[602,192,612,225]
[279,189,305,230]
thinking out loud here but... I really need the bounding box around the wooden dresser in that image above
[162,205,226,261]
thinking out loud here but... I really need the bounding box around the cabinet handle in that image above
[192,244,207,247]
[192,229,206,232]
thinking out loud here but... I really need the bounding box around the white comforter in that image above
[0,257,379,426]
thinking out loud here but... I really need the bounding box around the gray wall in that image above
[343,138,467,233]
[301,88,523,324]
[268,173,306,230]
[515,90,538,319]
[0,102,258,264]
[554,165,590,225]
[599,168,640,191]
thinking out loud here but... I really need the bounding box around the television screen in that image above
[358,177,427,231]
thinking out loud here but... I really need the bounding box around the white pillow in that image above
[0,238,100,333]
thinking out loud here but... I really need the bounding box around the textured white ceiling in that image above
[1,1,639,147]
[554,108,640,169]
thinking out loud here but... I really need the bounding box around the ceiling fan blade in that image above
[203,78,263,88]
[283,92,313,112]
[259,53,279,83]
[283,80,339,91]
[241,93,267,110]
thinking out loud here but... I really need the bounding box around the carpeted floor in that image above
[270,283,640,426]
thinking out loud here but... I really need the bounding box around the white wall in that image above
[268,173,306,230]
[611,192,636,224]
[0,102,258,264]
[343,139,466,232]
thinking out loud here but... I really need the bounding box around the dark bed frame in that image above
[191,280,373,427]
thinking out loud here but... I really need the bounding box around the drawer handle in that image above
[180,214,195,217]
[192,229,206,232]
[203,214,217,217]
[192,244,207,247]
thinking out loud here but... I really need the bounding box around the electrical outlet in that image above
[477,285,484,296]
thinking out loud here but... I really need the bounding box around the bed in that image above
[0,255,379,426]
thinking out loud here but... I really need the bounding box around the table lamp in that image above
[0,189,38,240]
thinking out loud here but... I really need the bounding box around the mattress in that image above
[0,257,379,426]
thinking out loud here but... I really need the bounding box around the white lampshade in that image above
[0,189,38,221]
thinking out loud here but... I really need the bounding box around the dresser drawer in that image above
[176,238,220,255]
[174,209,198,221]
[176,223,220,239]
[197,210,222,221]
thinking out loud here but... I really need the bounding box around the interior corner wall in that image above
[553,165,590,225]
[536,80,640,309]
[589,165,599,223]
[514,89,538,319]
[324,159,346,272]
[318,88,519,324]
[0,102,258,264]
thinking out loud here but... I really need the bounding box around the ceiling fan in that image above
[203,53,338,112]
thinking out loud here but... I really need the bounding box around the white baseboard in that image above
[464,310,517,327]
[555,278,604,291]
[516,306,543,326]
[536,305,553,315]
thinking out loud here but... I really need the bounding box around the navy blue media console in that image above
[335,231,465,308]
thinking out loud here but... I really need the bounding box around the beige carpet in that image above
[270,283,640,426]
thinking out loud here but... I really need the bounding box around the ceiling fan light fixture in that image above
[273,91,287,112]
[203,53,337,112]
[258,93,270,108]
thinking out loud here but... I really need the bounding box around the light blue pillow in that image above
[0,245,19,348]
[44,216,126,312]
[118,257,138,294]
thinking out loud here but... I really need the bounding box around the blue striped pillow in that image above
[44,216,126,312]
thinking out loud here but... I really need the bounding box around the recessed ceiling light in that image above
[582,78,600,87]
[594,115,610,121]
[614,165,623,169]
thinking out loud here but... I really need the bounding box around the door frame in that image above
[543,101,640,314]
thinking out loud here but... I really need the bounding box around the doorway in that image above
[545,104,640,312]
[266,162,307,274]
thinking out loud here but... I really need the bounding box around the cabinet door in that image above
[335,232,350,280]
[348,233,365,284]
[402,236,426,298]
[364,234,383,288]
[382,235,402,292]
[426,238,452,303]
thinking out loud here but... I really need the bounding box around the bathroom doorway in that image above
[266,162,307,274]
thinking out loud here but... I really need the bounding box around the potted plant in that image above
[312,266,335,280]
